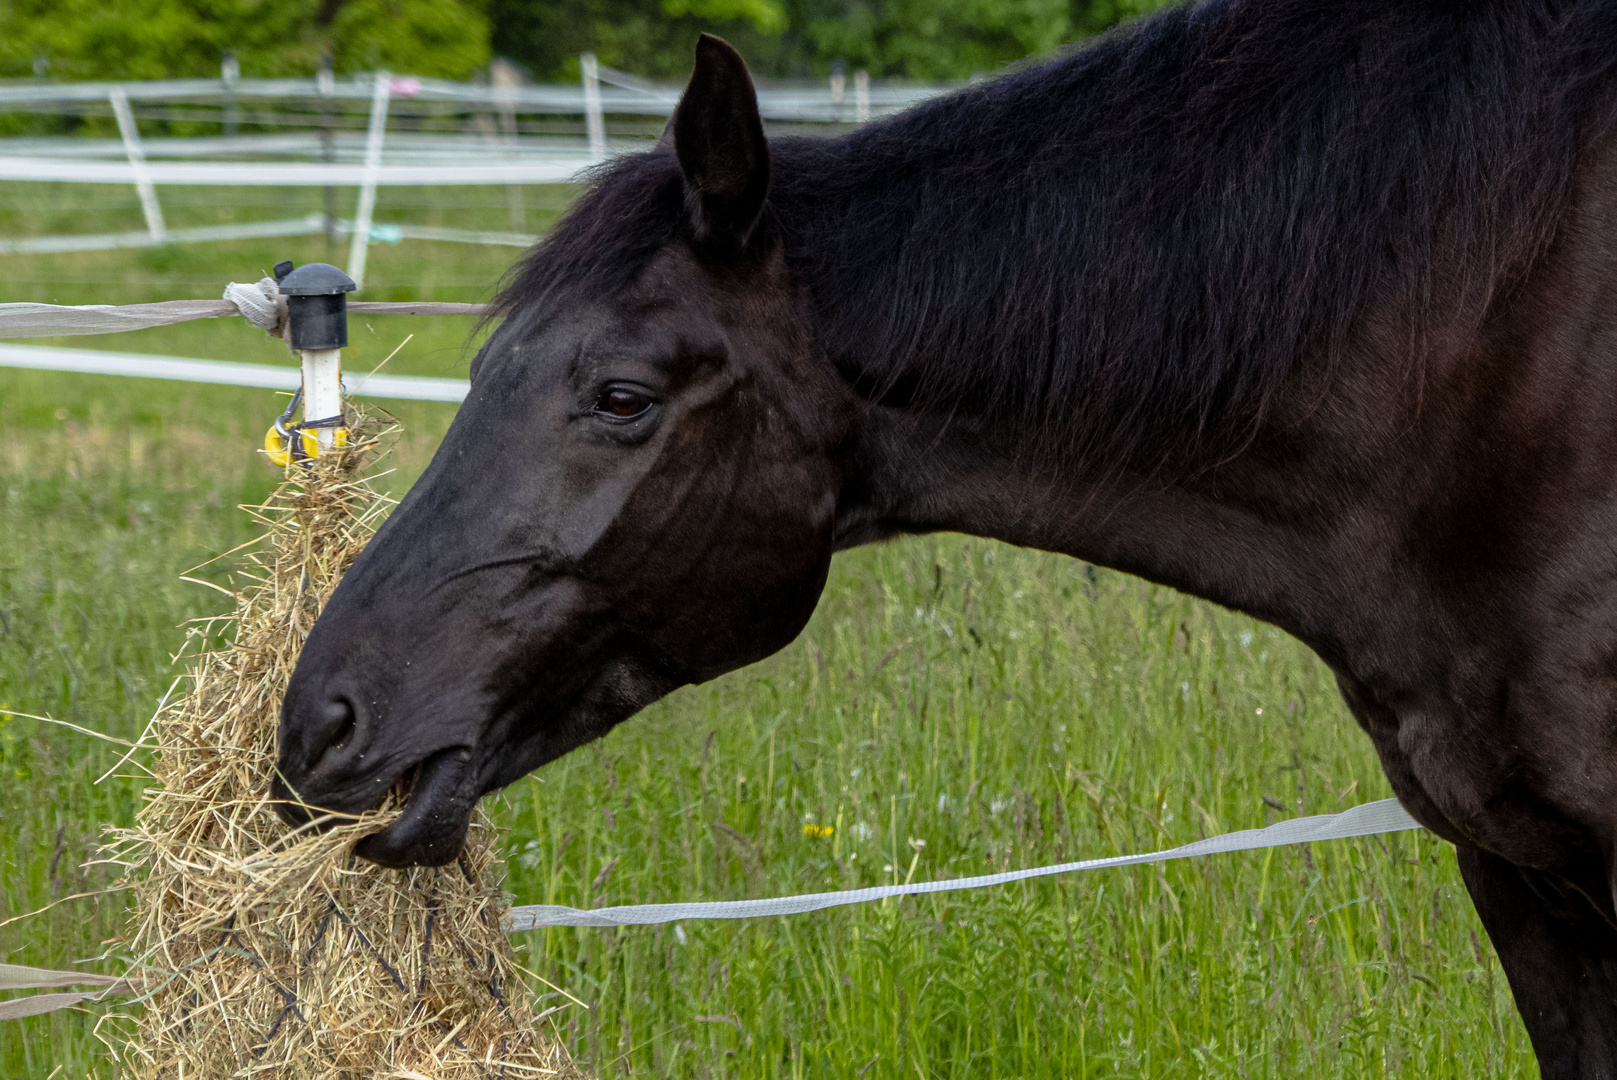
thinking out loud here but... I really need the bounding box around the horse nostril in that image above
[307,694,361,772]
[328,698,357,750]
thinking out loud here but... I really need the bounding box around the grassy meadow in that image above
[0,183,1535,1077]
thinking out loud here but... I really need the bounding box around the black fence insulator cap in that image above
[276,262,356,350]
[278,262,356,296]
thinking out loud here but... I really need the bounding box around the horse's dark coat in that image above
[280,4,1617,1071]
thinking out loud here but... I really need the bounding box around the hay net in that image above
[105,417,579,1080]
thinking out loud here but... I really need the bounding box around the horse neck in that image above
[824,254,1556,689]
[828,136,1617,684]
[831,393,1384,660]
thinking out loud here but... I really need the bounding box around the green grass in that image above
[0,187,1535,1076]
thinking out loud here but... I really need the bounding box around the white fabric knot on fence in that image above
[221,277,285,335]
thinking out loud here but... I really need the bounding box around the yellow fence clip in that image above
[263,388,347,468]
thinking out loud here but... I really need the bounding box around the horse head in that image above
[275,36,853,866]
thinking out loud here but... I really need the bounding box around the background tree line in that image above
[0,0,1169,85]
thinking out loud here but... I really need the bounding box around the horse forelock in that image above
[489,151,686,334]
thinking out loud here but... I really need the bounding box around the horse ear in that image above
[673,34,769,249]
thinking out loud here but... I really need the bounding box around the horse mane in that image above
[496,0,1617,472]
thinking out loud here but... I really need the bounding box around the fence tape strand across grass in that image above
[0,797,1424,1015]
[508,798,1422,929]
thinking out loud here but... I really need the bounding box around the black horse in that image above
[278,2,1617,1071]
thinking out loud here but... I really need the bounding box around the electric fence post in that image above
[270,261,355,460]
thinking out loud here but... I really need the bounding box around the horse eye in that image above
[596,387,651,419]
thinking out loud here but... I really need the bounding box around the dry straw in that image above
[104,414,580,1079]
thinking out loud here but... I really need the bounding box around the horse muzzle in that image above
[272,742,481,867]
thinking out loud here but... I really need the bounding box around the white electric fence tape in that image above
[0,344,469,402]
[0,299,242,336]
[0,296,485,338]
[507,797,1422,930]
[0,963,140,1021]
[0,159,590,186]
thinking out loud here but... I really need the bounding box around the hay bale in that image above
[109,418,579,1079]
